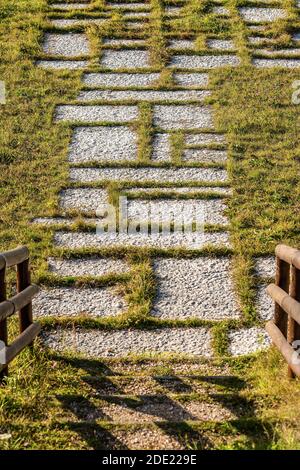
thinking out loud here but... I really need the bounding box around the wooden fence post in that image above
[16,258,32,333]
[274,257,290,337]
[0,255,7,381]
[288,266,300,378]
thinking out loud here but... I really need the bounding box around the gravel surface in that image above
[48,257,130,276]
[207,39,235,50]
[84,399,234,423]
[254,256,275,278]
[152,133,171,161]
[37,60,88,69]
[54,230,231,249]
[42,33,90,57]
[83,72,160,87]
[104,39,146,47]
[127,199,228,225]
[59,188,108,212]
[253,58,300,68]
[169,40,195,50]
[183,149,228,163]
[153,105,213,129]
[32,217,97,226]
[42,327,212,357]
[123,11,149,18]
[152,258,240,320]
[239,7,286,22]
[68,126,137,162]
[248,37,267,45]
[33,287,127,318]
[170,55,240,69]
[256,48,300,56]
[50,3,89,9]
[174,73,209,87]
[228,327,271,356]
[255,284,274,321]
[70,167,228,183]
[107,3,150,9]
[101,50,150,69]
[77,89,210,102]
[124,186,231,195]
[212,6,230,15]
[185,133,226,145]
[50,19,106,28]
[55,105,138,122]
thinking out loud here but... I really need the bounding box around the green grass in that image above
[0,0,300,451]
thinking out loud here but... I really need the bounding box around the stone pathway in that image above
[31,0,293,449]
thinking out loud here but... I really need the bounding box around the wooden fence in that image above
[0,246,41,382]
[266,244,300,378]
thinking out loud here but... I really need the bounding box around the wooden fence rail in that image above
[0,246,41,382]
[266,244,300,378]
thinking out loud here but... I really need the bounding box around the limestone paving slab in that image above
[169,40,195,50]
[68,126,137,162]
[127,199,228,225]
[70,167,228,183]
[101,50,150,69]
[153,105,213,129]
[37,60,88,69]
[50,3,90,9]
[239,7,286,22]
[207,39,235,50]
[60,188,108,212]
[33,287,127,318]
[171,55,240,69]
[185,133,226,145]
[228,327,271,356]
[54,231,231,249]
[212,6,230,15]
[104,39,146,47]
[152,258,240,320]
[32,217,98,226]
[256,48,300,57]
[107,3,150,9]
[183,149,228,163]
[50,19,106,28]
[255,284,274,321]
[42,33,90,57]
[253,58,300,68]
[151,134,171,162]
[254,256,275,278]
[83,72,160,87]
[77,89,210,102]
[174,73,209,87]
[123,186,231,195]
[55,105,138,122]
[48,257,130,276]
[42,327,212,357]
[123,11,149,18]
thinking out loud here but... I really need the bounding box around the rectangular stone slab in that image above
[42,327,212,357]
[69,167,228,183]
[55,105,138,122]
[68,126,137,162]
[152,258,240,320]
[153,105,213,129]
